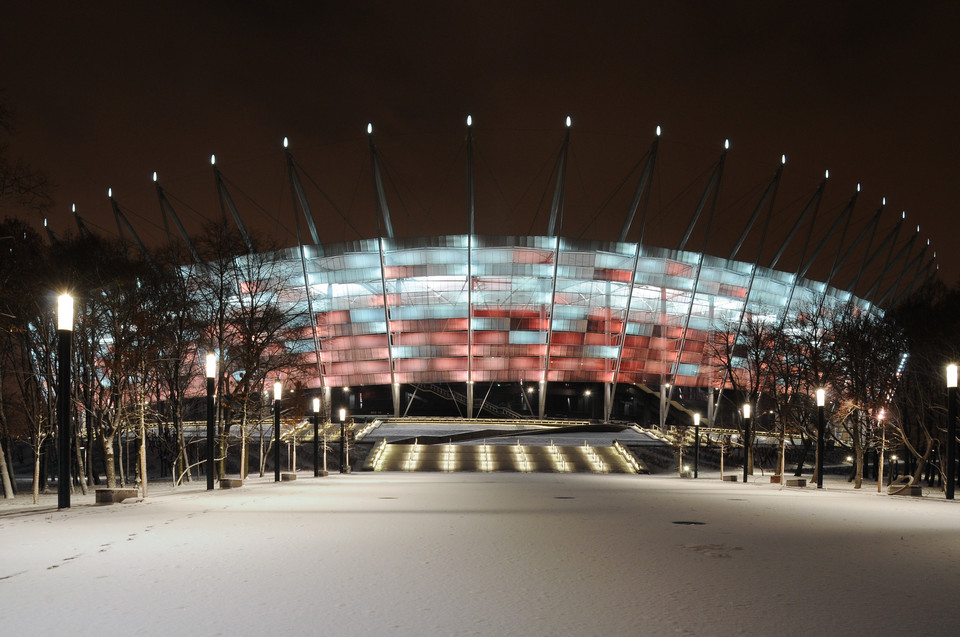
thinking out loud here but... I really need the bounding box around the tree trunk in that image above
[118,434,126,487]
[219,423,230,479]
[853,421,864,489]
[40,438,52,493]
[0,438,13,499]
[3,425,16,494]
[795,435,811,477]
[176,410,190,483]
[139,404,147,498]
[73,431,88,496]
[239,409,250,479]
[0,394,15,498]
[259,423,266,477]
[240,428,248,480]
[176,426,189,484]
[32,445,41,504]
[102,433,117,488]
[85,416,95,486]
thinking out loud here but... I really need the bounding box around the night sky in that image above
[3,1,958,292]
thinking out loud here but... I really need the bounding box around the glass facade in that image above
[258,235,872,389]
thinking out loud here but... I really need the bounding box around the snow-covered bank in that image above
[2,472,959,636]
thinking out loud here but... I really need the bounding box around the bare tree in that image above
[147,250,201,485]
[0,220,59,501]
[193,223,309,479]
[0,97,56,494]
[887,281,960,490]
[832,306,905,488]
[709,316,782,474]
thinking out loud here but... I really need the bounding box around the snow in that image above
[2,472,959,636]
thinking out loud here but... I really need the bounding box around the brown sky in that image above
[2,1,958,293]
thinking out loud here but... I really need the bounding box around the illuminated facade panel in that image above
[246,235,871,390]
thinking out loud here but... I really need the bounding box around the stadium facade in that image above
[108,120,930,424]
[265,231,872,423]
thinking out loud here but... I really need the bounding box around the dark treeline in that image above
[0,217,311,501]
[705,279,960,491]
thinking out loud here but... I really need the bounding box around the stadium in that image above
[95,119,932,474]
[212,122,924,424]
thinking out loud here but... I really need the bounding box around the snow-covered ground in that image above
[2,472,959,636]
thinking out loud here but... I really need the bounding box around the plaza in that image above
[2,471,958,636]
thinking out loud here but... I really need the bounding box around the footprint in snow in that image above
[684,543,742,558]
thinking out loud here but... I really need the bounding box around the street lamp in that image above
[339,407,347,473]
[273,380,282,482]
[742,403,751,483]
[693,413,701,479]
[57,294,73,510]
[312,397,322,477]
[816,388,826,489]
[947,364,957,500]
[205,353,217,491]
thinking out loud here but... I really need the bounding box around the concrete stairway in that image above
[365,440,644,474]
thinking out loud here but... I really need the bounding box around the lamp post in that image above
[312,397,321,477]
[339,407,347,473]
[876,409,886,494]
[742,403,751,483]
[816,388,825,489]
[273,380,282,482]
[205,353,217,490]
[946,364,957,500]
[57,294,73,510]
[693,412,700,479]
